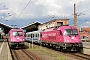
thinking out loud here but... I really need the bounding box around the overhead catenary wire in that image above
[17,0,31,18]
[67,1,90,18]
[4,0,31,28]
[0,0,23,21]
[5,0,24,19]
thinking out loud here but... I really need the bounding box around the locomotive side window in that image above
[36,34,39,37]
[36,34,37,37]
[37,34,39,37]
[31,34,34,38]
[40,34,42,38]
[60,30,62,35]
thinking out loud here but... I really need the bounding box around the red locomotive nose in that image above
[9,28,25,48]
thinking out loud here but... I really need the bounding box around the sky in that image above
[0,0,90,28]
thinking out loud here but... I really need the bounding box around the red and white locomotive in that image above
[8,28,25,48]
[40,26,83,52]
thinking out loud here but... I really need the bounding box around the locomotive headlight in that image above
[64,38,67,42]
[11,39,14,41]
[11,39,12,41]
[22,38,25,41]
[64,37,69,43]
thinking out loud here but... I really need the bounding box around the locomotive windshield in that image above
[65,29,78,36]
[12,31,23,36]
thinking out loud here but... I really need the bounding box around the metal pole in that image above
[1,34,2,41]
[74,3,77,27]
[29,43,30,48]
[32,37,33,49]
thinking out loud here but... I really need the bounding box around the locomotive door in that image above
[57,30,63,42]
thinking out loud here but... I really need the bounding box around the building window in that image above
[57,22,63,26]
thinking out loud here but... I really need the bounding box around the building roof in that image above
[21,21,42,29]
[0,22,13,28]
[43,19,69,24]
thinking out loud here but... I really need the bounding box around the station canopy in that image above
[0,22,13,34]
[21,21,42,32]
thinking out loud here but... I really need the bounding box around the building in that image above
[80,28,90,39]
[38,19,69,30]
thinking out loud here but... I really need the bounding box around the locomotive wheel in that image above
[42,43,46,47]
[47,43,52,48]
[55,45,60,51]
[60,46,63,52]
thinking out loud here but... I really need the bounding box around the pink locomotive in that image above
[40,26,83,52]
[8,28,25,48]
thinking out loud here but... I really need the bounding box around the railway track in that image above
[49,46,90,60]
[11,49,42,60]
[50,47,90,60]
[66,53,90,60]
[30,43,90,60]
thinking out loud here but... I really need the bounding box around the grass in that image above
[24,42,67,60]
[57,56,67,60]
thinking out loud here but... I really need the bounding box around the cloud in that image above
[0,0,90,28]
[79,21,90,28]
[0,0,89,18]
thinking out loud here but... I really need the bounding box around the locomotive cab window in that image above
[65,29,78,36]
[12,31,23,36]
